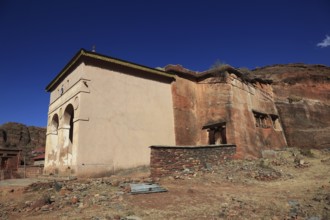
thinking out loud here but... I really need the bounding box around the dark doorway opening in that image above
[203,121,227,145]
[1,157,8,169]
[64,104,75,144]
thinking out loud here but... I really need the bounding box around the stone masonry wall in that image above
[16,166,44,178]
[150,145,236,177]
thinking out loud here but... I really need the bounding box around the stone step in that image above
[37,175,77,181]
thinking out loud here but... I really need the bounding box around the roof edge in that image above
[45,49,85,92]
[164,64,273,84]
[46,49,175,92]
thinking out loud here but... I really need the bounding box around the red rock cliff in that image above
[0,122,46,164]
[167,65,287,159]
[252,64,330,149]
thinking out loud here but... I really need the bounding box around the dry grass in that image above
[1,148,330,219]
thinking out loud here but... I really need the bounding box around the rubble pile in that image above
[0,148,329,219]
[0,177,154,219]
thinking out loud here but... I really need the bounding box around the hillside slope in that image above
[0,122,46,164]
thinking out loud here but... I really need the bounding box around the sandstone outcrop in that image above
[251,64,330,149]
[0,122,46,164]
[166,64,287,159]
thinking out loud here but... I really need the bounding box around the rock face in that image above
[167,65,287,159]
[0,122,46,164]
[251,64,330,149]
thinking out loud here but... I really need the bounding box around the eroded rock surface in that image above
[252,64,330,149]
[167,64,287,159]
[0,122,46,149]
[0,122,46,164]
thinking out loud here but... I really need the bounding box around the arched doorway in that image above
[63,104,74,144]
[51,114,59,133]
[61,104,75,168]
[45,114,60,168]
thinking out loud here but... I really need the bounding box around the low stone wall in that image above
[150,145,236,177]
[17,166,44,178]
[0,170,13,180]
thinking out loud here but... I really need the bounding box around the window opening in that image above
[270,114,280,130]
[203,121,227,145]
[60,85,64,96]
[2,131,7,142]
[253,111,279,129]
[1,157,8,170]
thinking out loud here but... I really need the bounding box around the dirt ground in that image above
[1,148,329,220]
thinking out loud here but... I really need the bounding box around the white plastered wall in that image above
[44,63,88,175]
[75,64,176,176]
[45,62,176,177]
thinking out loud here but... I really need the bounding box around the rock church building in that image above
[44,49,287,177]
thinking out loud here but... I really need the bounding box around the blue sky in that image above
[0,0,329,127]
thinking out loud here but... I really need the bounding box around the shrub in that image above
[288,95,302,103]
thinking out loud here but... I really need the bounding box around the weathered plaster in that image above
[45,61,176,177]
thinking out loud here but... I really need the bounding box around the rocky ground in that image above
[1,148,330,220]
